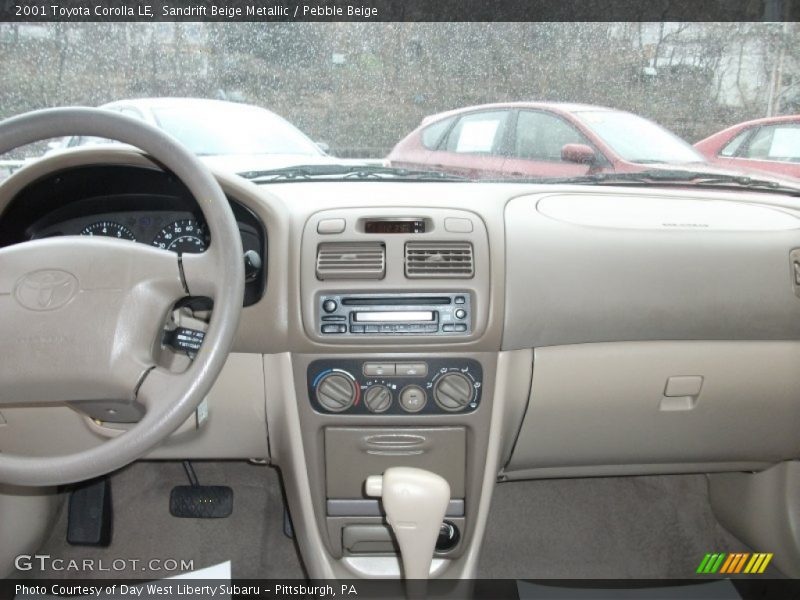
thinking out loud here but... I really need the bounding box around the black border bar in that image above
[1,0,799,23]
[5,579,800,599]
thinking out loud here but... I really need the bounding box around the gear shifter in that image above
[365,467,451,580]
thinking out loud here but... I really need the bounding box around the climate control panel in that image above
[307,359,483,415]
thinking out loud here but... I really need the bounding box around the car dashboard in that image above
[2,148,800,579]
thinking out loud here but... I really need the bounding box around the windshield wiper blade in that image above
[240,163,469,182]
[524,169,800,195]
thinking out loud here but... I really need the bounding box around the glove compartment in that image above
[505,341,800,477]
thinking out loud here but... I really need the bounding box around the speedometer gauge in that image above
[152,219,208,254]
[80,221,136,241]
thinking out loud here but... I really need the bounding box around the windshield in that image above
[151,104,323,156]
[1,21,798,185]
[574,111,705,165]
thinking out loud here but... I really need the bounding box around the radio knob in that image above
[433,373,475,412]
[364,385,392,413]
[322,299,338,313]
[315,372,357,412]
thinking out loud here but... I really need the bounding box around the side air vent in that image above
[316,242,385,280]
[405,242,474,278]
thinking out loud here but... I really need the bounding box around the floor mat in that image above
[25,461,304,579]
[478,474,770,579]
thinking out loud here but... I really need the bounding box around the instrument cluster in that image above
[32,210,213,254]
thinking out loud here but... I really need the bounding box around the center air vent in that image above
[405,242,474,278]
[316,242,386,280]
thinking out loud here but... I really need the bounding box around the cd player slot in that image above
[342,297,451,306]
[354,311,436,323]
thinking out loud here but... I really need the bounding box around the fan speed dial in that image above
[364,385,392,413]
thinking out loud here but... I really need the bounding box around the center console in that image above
[291,352,496,572]
[279,205,506,578]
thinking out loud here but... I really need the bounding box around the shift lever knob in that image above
[365,467,450,580]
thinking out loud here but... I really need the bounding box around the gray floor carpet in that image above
[21,467,779,580]
[478,474,777,579]
[26,461,305,580]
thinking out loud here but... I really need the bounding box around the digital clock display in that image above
[364,219,425,234]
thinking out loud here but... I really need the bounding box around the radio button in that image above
[454,296,466,304]
[321,324,347,334]
[365,325,379,333]
[424,324,438,332]
[364,363,395,377]
[350,325,365,333]
[396,363,428,377]
[399,385,427,412]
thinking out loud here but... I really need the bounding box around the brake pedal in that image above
[67,477,113,546]
[169,461,233,519]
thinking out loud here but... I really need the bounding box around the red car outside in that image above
[694,115,800,181]
[387,102,706,179]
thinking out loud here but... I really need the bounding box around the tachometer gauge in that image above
[80,221,136,241]
[152,219,208,254]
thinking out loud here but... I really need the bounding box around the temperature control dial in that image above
[433,373,475,412]
[364,385,392,413]
[315,372,357,412]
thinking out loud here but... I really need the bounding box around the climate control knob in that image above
[433,372,475,412]
[399,385,427,413]
[315,372,357,412]
[364,385,392,413]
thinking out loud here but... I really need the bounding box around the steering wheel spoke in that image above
[180,247,226,298]
[136,366,197,412]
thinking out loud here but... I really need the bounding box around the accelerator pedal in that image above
[169,461,233,519]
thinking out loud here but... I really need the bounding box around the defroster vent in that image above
[405,242,474,278]
[316,242,386,280]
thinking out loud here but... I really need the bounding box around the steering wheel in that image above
[0,108,244,486]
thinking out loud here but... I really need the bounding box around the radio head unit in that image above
[318,292,471,336]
